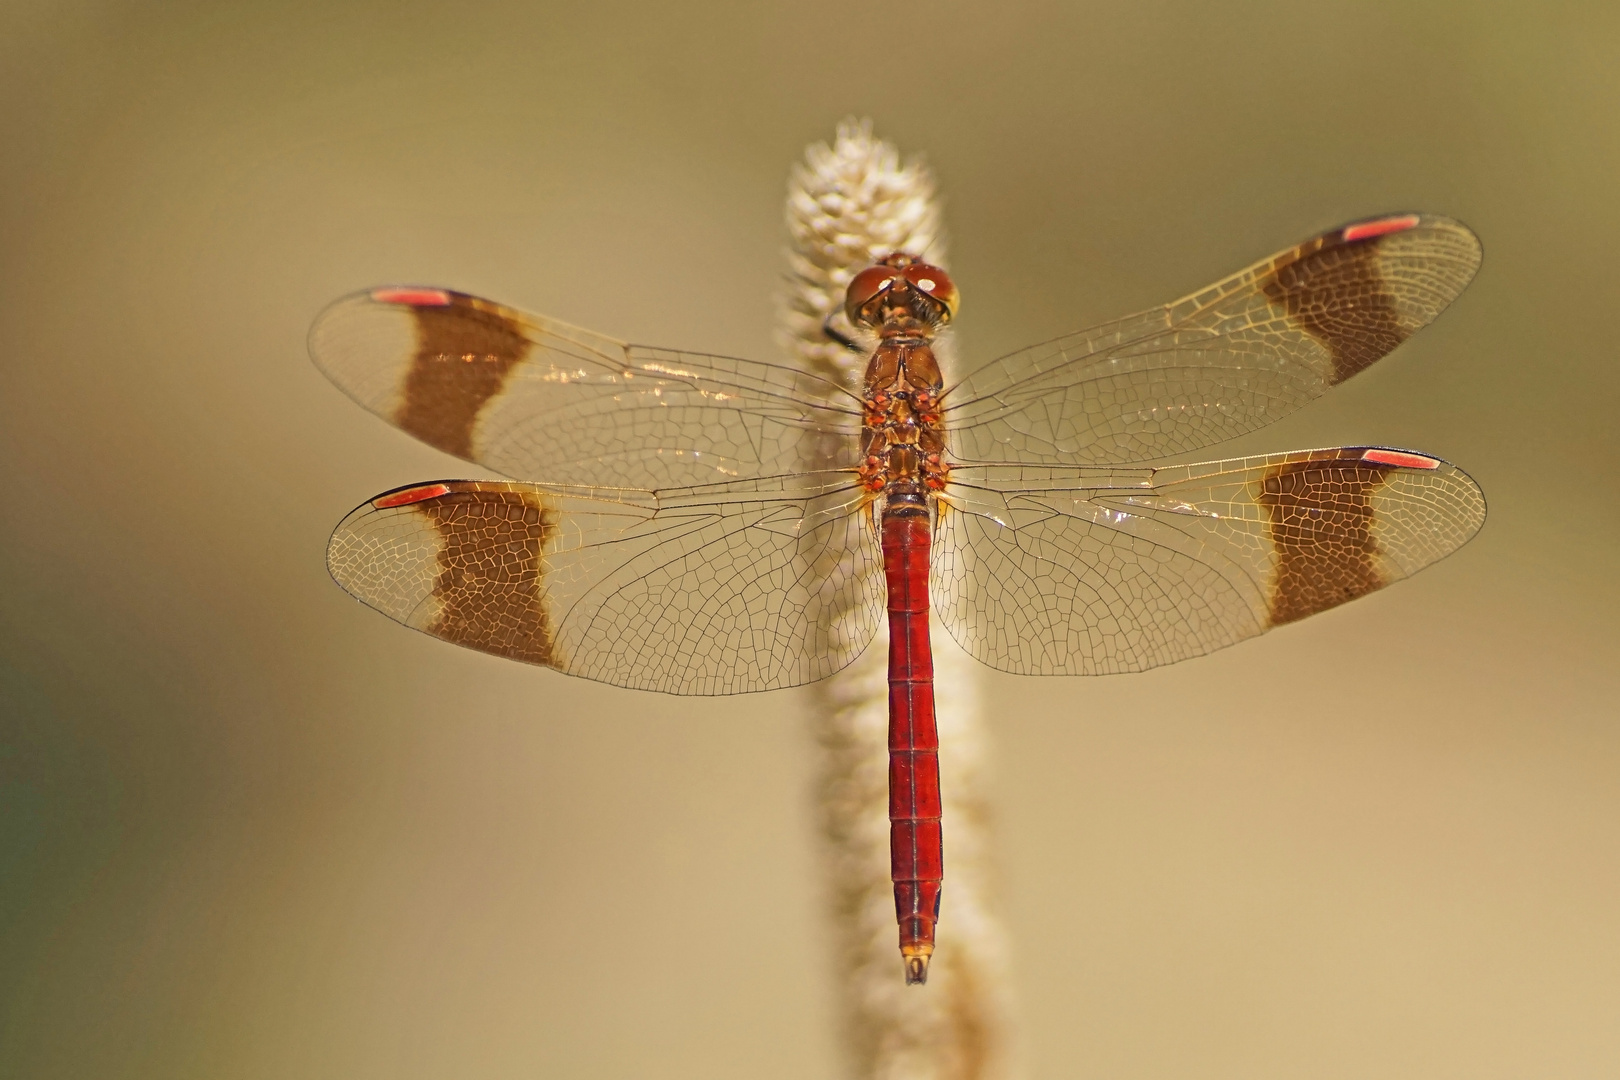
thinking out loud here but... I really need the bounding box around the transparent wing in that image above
[933,446,1485,675]
[309,287,864,487]
[326,474,881,696]
[943,214,1482,465]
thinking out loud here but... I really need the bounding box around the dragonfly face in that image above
[845,255,959,331]
[311,212,1486,983]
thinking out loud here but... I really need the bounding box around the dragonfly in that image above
[310,211,1485,985]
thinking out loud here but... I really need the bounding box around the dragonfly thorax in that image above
[859,338,950,505]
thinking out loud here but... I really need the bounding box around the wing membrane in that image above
[309,288,863,486]
[933,446,1485,675]
[943,214,1482,465]
[327,474,881,695]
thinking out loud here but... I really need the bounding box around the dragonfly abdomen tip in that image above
[902,952,931,985]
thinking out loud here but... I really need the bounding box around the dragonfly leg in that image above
[821,313,864,355]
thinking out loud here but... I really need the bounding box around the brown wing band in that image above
[1261,231,1408,384]
[421,488,557,664]
[1255,453,1396,626]
[398,293,531,459]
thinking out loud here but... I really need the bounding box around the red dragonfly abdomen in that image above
[882,509,943,985]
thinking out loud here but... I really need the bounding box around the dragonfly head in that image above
[844,253,958,330]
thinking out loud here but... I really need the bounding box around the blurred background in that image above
[2,2,1617,1077]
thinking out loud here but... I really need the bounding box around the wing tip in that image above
[308,284,464,344]
[1334,211,1483,270]
[1354,444,1489,539]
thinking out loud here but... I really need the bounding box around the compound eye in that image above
[844,264,900,325]
[900,264,959,321]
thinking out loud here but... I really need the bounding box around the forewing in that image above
[933,447,1485,675]
[309,288,863,486]
[944,214,1482,465]
[327,475,882,695]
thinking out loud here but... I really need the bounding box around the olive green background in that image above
[2,2,1617,1077]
